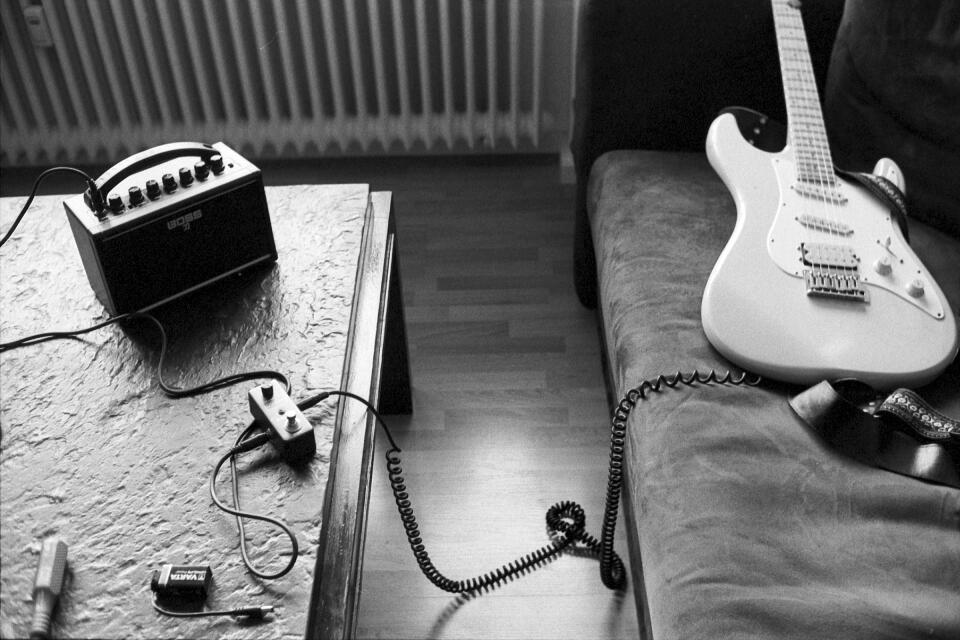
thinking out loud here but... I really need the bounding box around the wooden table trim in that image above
[306,191,401,640]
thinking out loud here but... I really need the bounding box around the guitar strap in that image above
[790,380,960,489]
[836,168,911,242]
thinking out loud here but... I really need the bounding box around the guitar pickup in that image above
[797,214,853,236]
[801,243,859,268]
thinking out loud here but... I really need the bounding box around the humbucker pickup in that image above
[801,243,859,268]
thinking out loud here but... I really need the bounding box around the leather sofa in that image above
[570,1,960,638]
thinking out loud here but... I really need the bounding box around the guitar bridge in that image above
[804,269,868,302]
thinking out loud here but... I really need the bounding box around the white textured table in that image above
[0,184,410,639]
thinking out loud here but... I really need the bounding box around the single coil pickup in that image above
[796,213,853,236]
[791,181,848,204]
[804,269,868,302]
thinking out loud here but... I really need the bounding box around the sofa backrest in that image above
[570,0,844,175]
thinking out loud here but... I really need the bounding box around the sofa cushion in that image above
[588,149,960,640]
[825,0,960,238]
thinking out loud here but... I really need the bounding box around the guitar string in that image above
[785,0,845,269]
[772,0,815,279]
[775,0,843,291]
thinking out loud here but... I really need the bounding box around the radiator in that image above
[0,0,576,167]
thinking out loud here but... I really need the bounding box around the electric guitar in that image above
[700,0,957,390]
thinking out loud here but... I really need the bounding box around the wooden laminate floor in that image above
[1,156,640,640]
[322,157,638,640]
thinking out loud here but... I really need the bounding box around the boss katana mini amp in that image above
[63,142,277,315]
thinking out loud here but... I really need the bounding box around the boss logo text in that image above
[167,210,202,231]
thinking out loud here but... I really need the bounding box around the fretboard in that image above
[771,0,838,189]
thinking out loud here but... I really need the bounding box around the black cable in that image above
[209,430,300,580]
[152,597,273,619]
[213,390,374,581]
[124,312,291,398]
[0,166,100,248]
[0,311,290,397]
[0,313,133,352]
[355,370,760,595]
[597,370,761,589]
[311,390,618,594]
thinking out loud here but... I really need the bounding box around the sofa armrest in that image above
[571,0,844,307]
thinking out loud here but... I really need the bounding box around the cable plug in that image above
[231,431,271,456]
[248,382,316,463]
[85,180,107,218]
[229,605,274,619]
[30,536,68,640]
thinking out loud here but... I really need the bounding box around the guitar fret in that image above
[771,0,836,179]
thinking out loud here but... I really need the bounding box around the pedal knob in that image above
[872,256,892,276]
[108,194,125,213]
[906,279,925,298]
[146,179,161,200]
[210,154,225,175]
[178,167,194,187]
[128,185,144,206]
[194,160,210,181]
[162,173,178,193]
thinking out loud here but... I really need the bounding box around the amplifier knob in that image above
[194,160,210,181]
[162,173,178,193]
[128,185,145,206]
[146,179,161,200]
[178,166,194,187]
[108,194,125,213]
[210,154,225,175]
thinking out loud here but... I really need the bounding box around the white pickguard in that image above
[766,156,945,319]
[701,113,958,389]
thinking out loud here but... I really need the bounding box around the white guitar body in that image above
[702,112,958,389]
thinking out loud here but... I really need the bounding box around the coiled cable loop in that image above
[597,369,760,589]
[377,369,758,596]
[385,446,618,594]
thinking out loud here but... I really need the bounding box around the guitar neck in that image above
[771,0,837,187]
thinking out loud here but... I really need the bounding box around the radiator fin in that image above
[1,0,574,166]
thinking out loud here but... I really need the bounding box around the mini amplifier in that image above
[62,142,277,315]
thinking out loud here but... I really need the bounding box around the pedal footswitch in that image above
[249,381,316,462]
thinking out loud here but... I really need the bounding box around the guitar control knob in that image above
[906,279,925,298]
[194,160,209,181]
[128,185,144,206]
[108,194,124,213]
[162,173,178,193]
[146,179,161,200]
[210,154,225,175]
[872,256,892,276]
[178,166,194,187]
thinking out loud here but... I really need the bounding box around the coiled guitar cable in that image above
[596,369,760,589]
[381,368,760,594]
